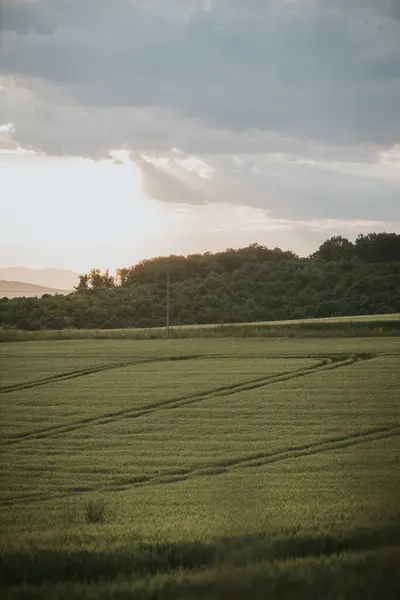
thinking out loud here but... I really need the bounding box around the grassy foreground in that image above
[0,337,399,598]
[1,313,400,342]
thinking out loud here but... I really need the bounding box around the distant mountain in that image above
[0,267,79,291]
[0,280,65,299]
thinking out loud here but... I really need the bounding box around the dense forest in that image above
[1,233,399,331]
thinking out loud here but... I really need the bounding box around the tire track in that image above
[0,360,324,447]
[0,356,346,447]
[1,423,398,507]
[0,353,379,507]
[107,424,400,491]
[0,352,364,395]
[0,354,205,395]
[1,354,370,446]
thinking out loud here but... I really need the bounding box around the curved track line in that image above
[0,360,323,444]
[0,355,205,394]
[0,353,381,507]
[106,425,400,491]
[1,424,398,507]
[1,354,371,447]
[0,357,337,446]
[0,351,364,395]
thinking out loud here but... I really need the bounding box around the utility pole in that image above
[166,268,170,338]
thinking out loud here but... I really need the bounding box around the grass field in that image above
[0,336,399,599]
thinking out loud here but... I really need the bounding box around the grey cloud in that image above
[2,1,124,34]
[1,0,205,34]
[183,155,400,221]
[377,0,400,21]
[135,155,207,205]
[1,0,400,149]
[1,77,399,226]
[3,76,381,160]
[130,148,400,223]
[240,159,400,221]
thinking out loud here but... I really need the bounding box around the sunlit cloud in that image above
[0,122,14,135]
[0,120,36,155]
[175,155,215,179]
[109,149,133,166]
[380,144,400,166]
[1,125,399,271]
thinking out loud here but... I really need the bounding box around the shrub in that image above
[85,497,106,524]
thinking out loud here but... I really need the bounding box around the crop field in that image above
[0,336,399,599]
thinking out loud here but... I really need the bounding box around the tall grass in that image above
[1,525,399,585]
[85,498,106,524]
[3,548,399,600]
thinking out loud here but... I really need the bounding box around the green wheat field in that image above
[1,335,399,599]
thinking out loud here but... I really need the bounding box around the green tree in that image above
[314,236,354,261]
[75,273,90,294]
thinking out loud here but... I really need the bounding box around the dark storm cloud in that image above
[2,0,400,149]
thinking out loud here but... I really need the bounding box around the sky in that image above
[1,0,399,273]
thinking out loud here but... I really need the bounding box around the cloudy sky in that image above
[1,0,399,272]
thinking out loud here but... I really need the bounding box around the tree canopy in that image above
[1,233,399,331]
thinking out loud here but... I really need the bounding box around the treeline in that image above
[1,233,400,331]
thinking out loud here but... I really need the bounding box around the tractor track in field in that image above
[108,424,400,491]
[0,354,374,448]
[1,422,398,507]
[0,354,368,447]
[0,352,367,395]
[0,358,326,445]
[0,353,384,508]
[0,354,207,394]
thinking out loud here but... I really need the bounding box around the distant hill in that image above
[0,280,65,299]
[0,267,79,291]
